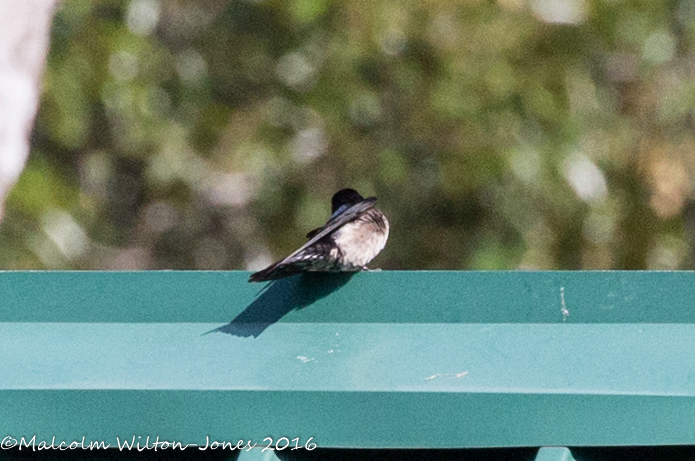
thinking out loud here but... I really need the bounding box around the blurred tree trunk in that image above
[0,0,58,220]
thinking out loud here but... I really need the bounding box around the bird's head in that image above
[331,188,366,214]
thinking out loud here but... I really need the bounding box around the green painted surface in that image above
[237,449,282,461]
[3,323,695,393]
[2,270,695,324]
[534,447,576,461]
[4,391,695,448]
[2,271,695,449]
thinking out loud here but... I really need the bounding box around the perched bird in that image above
[249,188,389,282]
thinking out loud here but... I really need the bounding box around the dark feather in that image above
[249,197,377,282]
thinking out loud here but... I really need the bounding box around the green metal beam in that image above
[3,270,695,324]
[2,271,695,449]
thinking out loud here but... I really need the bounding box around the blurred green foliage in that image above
[2,0,695,271]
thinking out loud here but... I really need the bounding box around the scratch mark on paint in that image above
[425,371,468,381]
[560,286,570,321]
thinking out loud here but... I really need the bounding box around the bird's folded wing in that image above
[249,198,377,282]
[278,198,377,264]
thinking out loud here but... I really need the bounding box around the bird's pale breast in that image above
[332,211,389,268]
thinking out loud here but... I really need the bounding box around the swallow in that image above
[249,188,389,282]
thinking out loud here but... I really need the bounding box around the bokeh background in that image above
[1,0,695,271]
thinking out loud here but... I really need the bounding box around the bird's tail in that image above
[249,241,336,282]
[248,260,304,282]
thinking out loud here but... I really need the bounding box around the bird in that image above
[249,188,389,282]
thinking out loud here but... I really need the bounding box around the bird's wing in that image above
[277,198,376,263]
[248,198,376,282]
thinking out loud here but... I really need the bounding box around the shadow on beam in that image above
[208,272,355,338]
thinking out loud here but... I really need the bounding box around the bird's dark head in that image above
[331,188,365,213]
